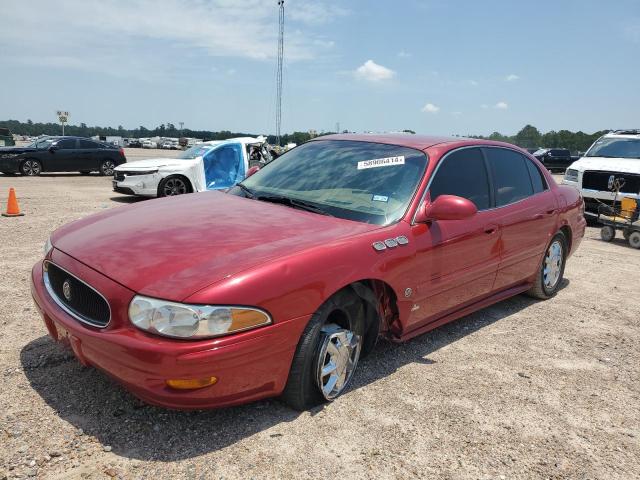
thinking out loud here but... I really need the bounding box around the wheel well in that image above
[346,279,399,356]
[158,174,193,194]
[559,225,572,252]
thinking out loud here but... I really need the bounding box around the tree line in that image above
[1,119,608,151]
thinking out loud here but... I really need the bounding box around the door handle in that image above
[533,209,557,220]
[484,225,498,235]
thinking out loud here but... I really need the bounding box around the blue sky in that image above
[1,0,639,136]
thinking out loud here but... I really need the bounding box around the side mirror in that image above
[48,145,58,152]
[246,165,260,178]
[414,195,477,223]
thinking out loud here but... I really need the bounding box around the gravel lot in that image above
[0,167,638,479]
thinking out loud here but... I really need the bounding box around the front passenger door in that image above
[46,138,78,172]
[407,147,501,330]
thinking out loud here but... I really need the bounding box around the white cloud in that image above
[397,50,412,58]
[421,103,440,113]
[0,0,347,79]
[354,60,396,82]
[505,74,520,81]
[494,101,509,110]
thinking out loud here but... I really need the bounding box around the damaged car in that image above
[32,134,586,410]
[113,136,272,197]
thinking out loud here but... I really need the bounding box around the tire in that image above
[20,159,42,176]
[99,159,116,176]
[527,233,567,300]
[629,231,640,249]
[158,176,191,197]
[281,289,365,410]
[600,226,615,242]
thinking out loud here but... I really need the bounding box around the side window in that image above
[525,159,547,194]
[79,140,98,149]
[485,148,534,207]
[429,148,490,210]
[56,139,77,149]
[203,144,244,189]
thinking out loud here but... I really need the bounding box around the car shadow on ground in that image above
[109,196,148,204]
[20,280,568,462]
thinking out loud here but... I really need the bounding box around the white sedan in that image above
[113,137,271,197]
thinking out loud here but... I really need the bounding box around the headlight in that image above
[128,295,272,339]
[43,237,53,256]
[564,169,579,182]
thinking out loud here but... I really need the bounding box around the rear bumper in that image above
[31,258,308,409]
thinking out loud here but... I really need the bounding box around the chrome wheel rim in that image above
[102,161,115,176]
[316,323,361,400]
[543,240,563,290]
[23,160,40,175]
[164,178,187,196]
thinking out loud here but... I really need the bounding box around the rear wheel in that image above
[158,176,191,197]
[20,159,41,176]
[281,289,364,410]
[600,226,615,242]
[99,160,116,176]
[527,233,567,300]
[629,231,640,249]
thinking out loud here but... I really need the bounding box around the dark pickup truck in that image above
[533,148,573,172]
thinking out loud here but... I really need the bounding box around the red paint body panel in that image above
[31,134,587,409]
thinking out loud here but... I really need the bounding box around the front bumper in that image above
[30,252,308,409]
[112,173,161,197]
[564,179,640,215]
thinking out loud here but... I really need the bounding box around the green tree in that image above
[514,124,541,149]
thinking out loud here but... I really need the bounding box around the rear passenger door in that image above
[78,140,101,171]
[483,148,558,291]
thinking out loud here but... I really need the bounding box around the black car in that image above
[532,148,573,172]
[0,136,126,176]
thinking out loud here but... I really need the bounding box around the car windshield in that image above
[586,137,640,159]
[178,144,219,159]
[28,138,56,149]
[231,139,429,225]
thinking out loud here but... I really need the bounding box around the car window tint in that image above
[525,159,547,193]
[485,148,534,206]
[79,140,98,149]
[56,139,77,149]
[429,148,490,210]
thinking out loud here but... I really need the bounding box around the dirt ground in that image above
[0,169,638,480]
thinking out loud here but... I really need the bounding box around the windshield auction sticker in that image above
[357,155,405,170]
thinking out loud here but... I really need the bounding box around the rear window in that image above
[485,148,534,207]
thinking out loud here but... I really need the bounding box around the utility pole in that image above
[179,121,184,132]
[275,0,285,146]
[336,122,340,134]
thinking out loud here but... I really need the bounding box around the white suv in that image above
[562,130,640,216]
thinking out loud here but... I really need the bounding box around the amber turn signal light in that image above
[166,377,218,390]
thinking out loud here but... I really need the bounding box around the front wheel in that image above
[600,226,615,242]
[527,233,567,300]
[158,176,191,197]
[99,160,116,176]
[281,289,364,410]
[20,159,42,176]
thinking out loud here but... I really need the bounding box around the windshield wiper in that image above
[257,194,333,216]
[236,183,256,199]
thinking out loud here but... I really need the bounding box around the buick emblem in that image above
[62,279,72,301]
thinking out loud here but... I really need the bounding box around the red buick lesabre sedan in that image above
[31,134,586,410]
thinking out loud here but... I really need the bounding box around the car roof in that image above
[311,133,523,152]
[604,130,640,139]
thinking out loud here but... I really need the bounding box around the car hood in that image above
[0,146,35,154]
[115,157,198,170]
[52,192,380,301]
[570,156,640,174]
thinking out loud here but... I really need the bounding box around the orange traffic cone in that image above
[2,188,24,217]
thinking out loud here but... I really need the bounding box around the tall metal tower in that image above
[275,1,285,146]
